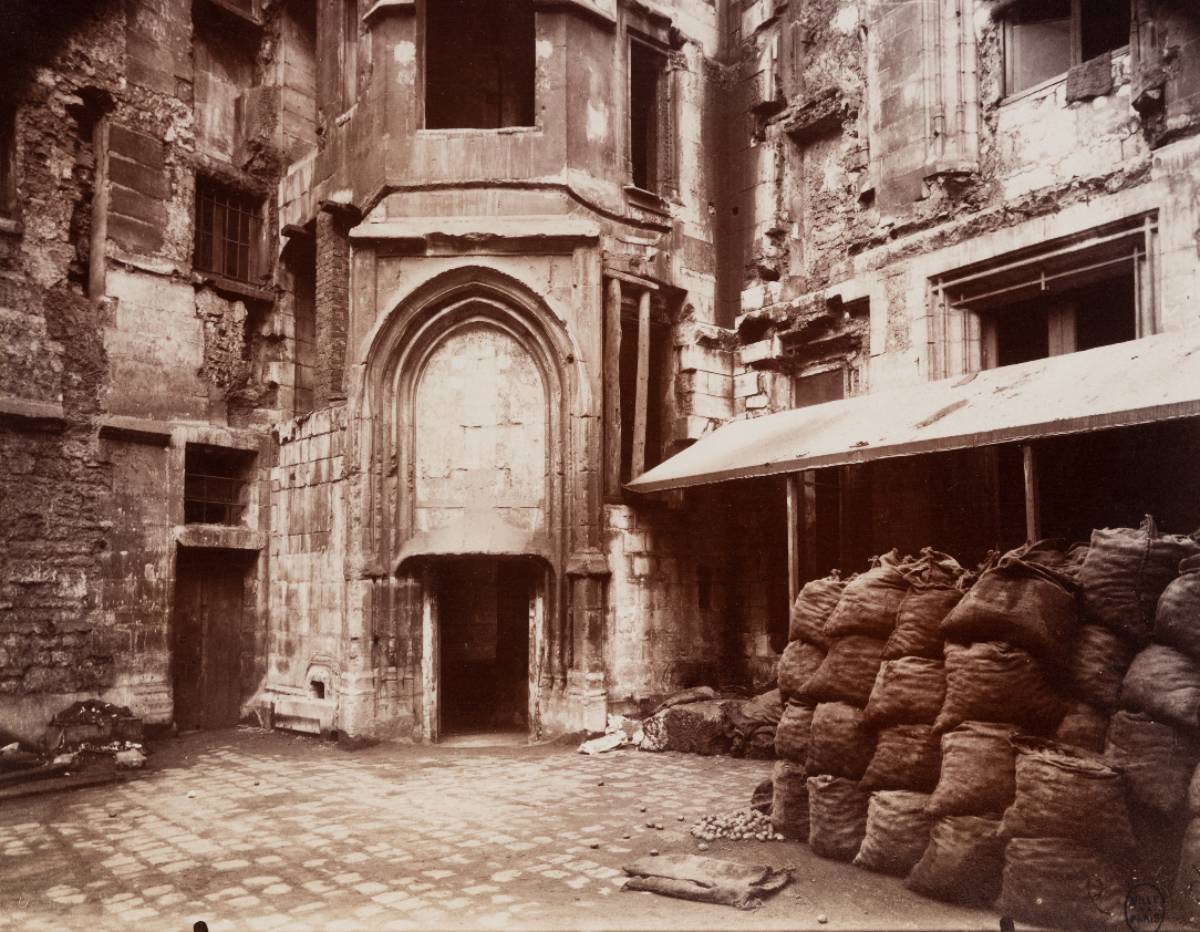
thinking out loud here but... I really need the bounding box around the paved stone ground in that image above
[0,728,1000,931]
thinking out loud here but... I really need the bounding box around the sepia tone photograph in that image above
[0,0,1198,929]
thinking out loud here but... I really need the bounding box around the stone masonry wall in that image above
[266,406,347,725]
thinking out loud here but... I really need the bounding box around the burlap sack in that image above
[1054,700,1109,753]
[1079,516,1200,643]
[774,702,814,763]
[787,570,854,642]
[770,760,810,840]
[904,815,1005,905]
[1105,709,1200,814]
[823,550,909,640]
[799,636,886,708]
[1066,623,1136,711]
[789,575,847,647]
[882,548,965,660]
[940,539,1080,666]
[1121,644,1200,731]
[1156,553,1200,660]
[806,702,876,781]
[883,589,961,661]
[860,724,941,792]
[862,657,945,726]
[853,791,934,876]
[927,721,1018,817]
[996,837,1128,932]
[1001,736,1138,855]
[807,775,869,862]
[777,641,826,703]
[934,641,1063,736]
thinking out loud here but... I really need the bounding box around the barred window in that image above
[184,444,254,526]
[194,178,262,283]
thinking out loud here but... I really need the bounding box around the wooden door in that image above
[172,550,245,730]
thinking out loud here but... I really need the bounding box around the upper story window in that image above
[194,177,263,284]
[628,37,673,194]
[424,0,535,129]
[933,214,1157,374]
[0,103,15,219]
[1004,0,1130,96]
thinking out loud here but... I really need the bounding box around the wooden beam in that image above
[631,289,651,477]
[802,470,818,580]
[1022,444,1041,542]
[786,474,801,605]
[603,277,623,496]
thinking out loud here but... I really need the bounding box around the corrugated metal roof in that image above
[627,329,1200,494]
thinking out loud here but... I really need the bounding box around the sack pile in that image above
[1080,523,1200,917]
[769,573,845,839]
[740,520,1200,923]
[801,551,908,861]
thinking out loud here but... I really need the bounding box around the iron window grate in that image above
[184,472,246,525]
[194,179,262,283]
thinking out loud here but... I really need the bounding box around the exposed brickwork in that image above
[314,208,349,407]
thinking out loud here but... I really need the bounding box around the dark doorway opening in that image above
[172,548,252,731]
[436,558,534,736]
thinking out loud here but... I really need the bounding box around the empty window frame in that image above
[0,103,14,218]
[184,445,254,525]
[932,214,1157,374]
[628,37,673,193]
[423,0,535,129]
[1004,0,1131,96]
[194,178,262,283]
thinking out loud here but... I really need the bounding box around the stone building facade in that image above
[2,0,1199,741]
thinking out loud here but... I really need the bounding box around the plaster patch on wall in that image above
[536,39,554,60]
[587,101,610,143]
[833,3,859,34]
[394,41,416,84]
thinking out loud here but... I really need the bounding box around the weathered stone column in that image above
[566,551,610,733]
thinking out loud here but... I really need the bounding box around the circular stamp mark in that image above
[1125,883,1166,932]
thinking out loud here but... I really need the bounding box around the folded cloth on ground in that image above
[621,854,790,910]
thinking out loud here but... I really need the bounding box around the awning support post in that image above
[1022,443,1041,542]
[786,473,800,604]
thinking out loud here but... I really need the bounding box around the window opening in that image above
[1004,0,1130,96]
[629,38,669,192]
[184,444,254,525]
[424,0,535,129]
[194,178,262,283]
[933,214,1155,374]
[793,368,845,408]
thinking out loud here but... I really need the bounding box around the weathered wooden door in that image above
[172,550,244,730]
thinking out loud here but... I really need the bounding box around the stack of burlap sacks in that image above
[763,517,1200,930]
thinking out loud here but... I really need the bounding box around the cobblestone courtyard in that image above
[0,729,999,931]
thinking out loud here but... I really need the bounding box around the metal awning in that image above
[627,328,1200,494]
